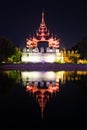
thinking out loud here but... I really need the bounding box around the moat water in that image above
[0,70,86,129]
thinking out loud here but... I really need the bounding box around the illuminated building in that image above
[21,11,64,63]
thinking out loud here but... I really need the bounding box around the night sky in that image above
[0,0,86,49]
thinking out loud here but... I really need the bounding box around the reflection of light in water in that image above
[21,71,64,86]
[77,71,87,75]
[26,80,60,119]
[21,71,56,81]
[21,71,57,86]
[20,70,87,118]
[21,71,87,86]
[44,71,56,80]
[21,71,42,81]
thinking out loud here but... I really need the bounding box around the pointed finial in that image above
[42,10,44,23]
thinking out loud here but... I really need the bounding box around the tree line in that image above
[0,36,21,63]
[71,36,87,60]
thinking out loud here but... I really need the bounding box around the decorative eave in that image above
[26,11,60,49]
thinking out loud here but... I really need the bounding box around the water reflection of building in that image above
[21,71,63,86]
[20,71,87,118]
[21,71,60,118]
[26,80,59,119]
[21,71,83,86]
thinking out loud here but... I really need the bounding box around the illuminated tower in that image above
[26,11,60,49]
[36,11,50,41]
[21,11,62,63]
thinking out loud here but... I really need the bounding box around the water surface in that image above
[0,70,86,129]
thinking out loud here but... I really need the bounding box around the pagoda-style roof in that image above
[36,11,50,41]
[26,11,60,49]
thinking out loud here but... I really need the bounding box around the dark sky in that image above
[0,0,86,49]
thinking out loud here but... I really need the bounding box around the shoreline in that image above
[0,63,87,71]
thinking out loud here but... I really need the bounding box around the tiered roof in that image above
[26,11,60,49]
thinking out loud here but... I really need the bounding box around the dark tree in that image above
[0,36,15,62]
[71,36,87,59]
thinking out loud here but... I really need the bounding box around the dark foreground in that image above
[0,70,86,130]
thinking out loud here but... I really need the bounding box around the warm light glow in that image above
[21,71,42,82]
[20,70,87,118]
[21,53,56,63]
[21,71,57,82]
[21,71,63,119]
[21,11,62,63]
[44,71,56,80]
[43,54,56,63]
[26,80,60,119]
